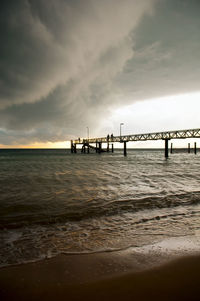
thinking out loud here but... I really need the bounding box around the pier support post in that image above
[96,141,98,153]
[107,143,109,152]
[124,141,127,156]
[188,143,190,153]
[87,145,89,153]
[71,140,74,153]
[112,144,114,153]
[170,143,173,154]
[98,142,102,154]
[194,142,197,154]
[83,144,86,153]
[165,139,169,158]
[74,144,77,153]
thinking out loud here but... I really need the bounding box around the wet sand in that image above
[0,252,200,301]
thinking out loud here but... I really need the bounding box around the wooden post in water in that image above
[194,142,197,154]
[98,142,102,153]
[165,139,169,158]
[71,140,74,153]
[188,143,190,153]
[107,143,109,152]
[170,143,173,154]
[124,141,127,156]
[112,144,114,153]
[74,144,77,153]
[96,141,98,153]
[87,144,89,153]
[83,144,86,153]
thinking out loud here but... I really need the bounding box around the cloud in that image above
[0,0,155,109]
[1,0,200,145]
[0,0,156,144]
[117,0,200,101]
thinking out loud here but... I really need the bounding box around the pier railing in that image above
[73,128,200,144]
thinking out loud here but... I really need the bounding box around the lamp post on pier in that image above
[120,123,124,141]
[120,123,127,156]
[86,126,89,140]
[86,126,89,153]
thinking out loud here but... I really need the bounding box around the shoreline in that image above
[1,247,200,300]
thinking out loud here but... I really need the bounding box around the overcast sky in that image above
[0,0,200,147]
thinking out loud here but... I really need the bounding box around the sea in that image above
[0,148,200,267]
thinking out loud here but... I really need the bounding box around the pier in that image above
[71,128,200,158]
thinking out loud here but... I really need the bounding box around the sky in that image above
[0,0,200,148]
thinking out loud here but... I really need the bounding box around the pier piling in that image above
[124,141,127,156]
[71,140,73,153]
[170,143,173,154]
[112,144,114,153]
[165,139,169,158]
[194,142,197,154]
[98,142,102,154]
[107,143,109,152]
[188,143,190,153]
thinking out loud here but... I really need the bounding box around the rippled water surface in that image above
[0,149,200,266]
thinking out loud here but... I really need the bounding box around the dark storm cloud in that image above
[117,0,200,101]
[0,0,153,109]
[0,0,199,144]
[0,0,155,143]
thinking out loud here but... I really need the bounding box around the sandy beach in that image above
[0,251,200,301]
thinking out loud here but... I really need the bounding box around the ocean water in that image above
[0,148,200,267]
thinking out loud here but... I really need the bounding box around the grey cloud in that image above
[0,0,154,109]
[116,0,200,101]
[1,0,200,145]
[0,0,155,143]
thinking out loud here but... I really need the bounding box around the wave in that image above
[1,190,200,230]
